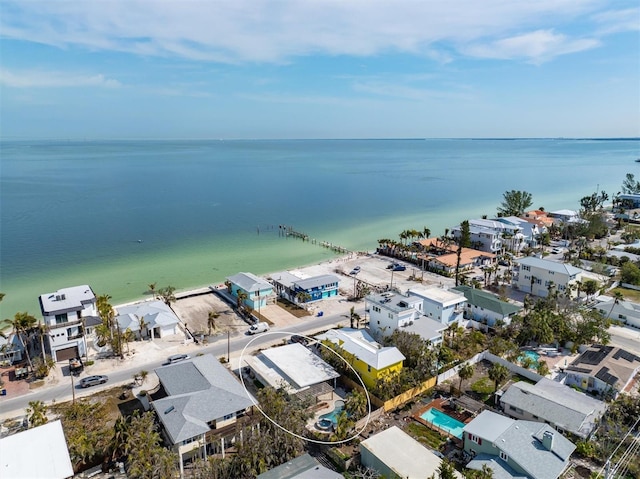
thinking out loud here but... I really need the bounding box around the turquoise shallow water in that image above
[1,138,638,317]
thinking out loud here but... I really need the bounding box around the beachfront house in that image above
[423,248,496,275]
[361,426,463,479]
[269,271,340,303]
[226,272,275,311]
[151,354,256,477]
[38,285,101,361]
[315,328,405,389]
[499,378,607,439]
[496,216,543,248]
[257,453,343,479]
[512,257,588,298]
[243,343,339,400]
[115,300,181,340]
[407,287,466,325]
[452,285,522,329]
[451,219,525,254]
[0,333,23,365]
[564,344,640,398]
[463,410,575,479]
[595,297,640,329]
[0,420,74,479]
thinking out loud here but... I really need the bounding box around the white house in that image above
[452,285,522,329]
[38,285,100,361]
[408,287,466,325]
[512,257,588,298]
[115,300,181,339]
[595,298,640,329]
[366,292,422,339]
[0,420,74,479]
[497,216,543,247]
[451,219,525,254]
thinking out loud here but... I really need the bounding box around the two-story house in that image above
[226,272,275,311]
[452,285,522,329]
[463,410,575,479]
[451,219,524,254]
[315,328,405,389]
[407,287,466,325]
[38,285,100,361]
[512,257,587,298]
[269,271,340,302]
[366,292,422,339]
[496,216,543,248]
[152,354,256,477]
[595,297,640,329]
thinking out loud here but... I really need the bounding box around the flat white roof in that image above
[361,426,462,479]
[39,285,95,313]
[258,343,339,389]
[0,420,74,479]
[409,287,466,305]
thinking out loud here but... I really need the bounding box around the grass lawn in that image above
[609,286,640,303]
[406,422,448,450]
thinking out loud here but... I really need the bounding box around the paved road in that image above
[608,326,640,356]
[0,310,353,421]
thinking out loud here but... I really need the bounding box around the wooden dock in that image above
[276,224,352,255]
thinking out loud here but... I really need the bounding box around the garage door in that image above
[55,346,79,362]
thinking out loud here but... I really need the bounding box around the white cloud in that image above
[0,69,122,88]
[592,7,640,35]
[463,30,601,64]
[0,0,620,64]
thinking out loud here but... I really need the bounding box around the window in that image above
[500,451,509,461]
[467,433,482,445]
[509,405,517,411]
[522,265,530,272]
[618,314,627,320]
[367,365,371,372]
[55,313,68,324]
[223,414,234,420]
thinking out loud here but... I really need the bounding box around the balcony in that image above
[50,318,83,329]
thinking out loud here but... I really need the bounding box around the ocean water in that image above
[1,138,638,317]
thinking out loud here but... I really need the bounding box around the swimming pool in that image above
[420,408,465,439]
[518,350,541,367]
[319,400,346,425]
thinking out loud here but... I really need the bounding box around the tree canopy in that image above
[497,190,533,217]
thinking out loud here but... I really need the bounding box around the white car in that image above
[247,322,269,335]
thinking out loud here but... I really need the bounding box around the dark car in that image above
[392,264,406,271]
[290,335,309,346]
[80,375,108,388]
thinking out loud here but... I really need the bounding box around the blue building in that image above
[269,271,340,303]
[226,272,274,310]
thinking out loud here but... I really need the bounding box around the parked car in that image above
[80,375,108,388]
[166,353,191,365]
[392,264,406,271]
[247,322,269,335]
[290,334,309,346]
[350,266,361,275]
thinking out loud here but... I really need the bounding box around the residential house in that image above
[115,300,181,339]
[0,333,23,365]
[424,248,496,275]
[596,298,640,328]
[257,453,343,479]
[361,426,463,479]
[548,209,581,224]
[366,291,448,344]
[522,210,554,229]
[269,271,340,302]
[463,410,575,479]
[0,420,74,479]
[452,285,522,328]
[151,354,256,476]
[408,287,466,325]
[243,343,339,400]
[496,216,543,247]
[315,328,405,389]
[512,256,589,298]
[451,219,525,254]
[617,193,640,209]
[226,272,275,311]
[564,344,640,398]
[499,378,607,439]
[38,285,100,361]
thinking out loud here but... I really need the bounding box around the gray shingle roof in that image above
[467,455,527,479]
[294,274,340,291]
[257,453,343,479]
[515,257,583,276]
[500,379,607,438]
[463,410,514,443]
[152,354,255,444]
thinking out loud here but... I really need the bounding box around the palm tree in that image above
[488,363,509,395]
[147,282,157,299]
[2,312,37,370]
[26,400,48,428]
[607,291,624,319]
[207,309,219,335]
[348,306,361,329]
[236,290,248,310]
[422,226,431,239]
[345,389,368,420]
[157,286,176,307]
[294,291,312,304]
[458,363,475,394]
[536,360,550,377]
[136,315,148,340]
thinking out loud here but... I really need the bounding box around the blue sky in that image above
[1,1,639,139]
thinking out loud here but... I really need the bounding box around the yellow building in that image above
[315,328,405,389]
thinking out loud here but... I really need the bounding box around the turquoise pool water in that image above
[518,350,541,367]
[420,408,465,439]
[320,400,345,425]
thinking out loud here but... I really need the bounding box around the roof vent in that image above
[164,406,175,414]
[55,295,61,301]
[60,294,66,300]
[542,431,554,450]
